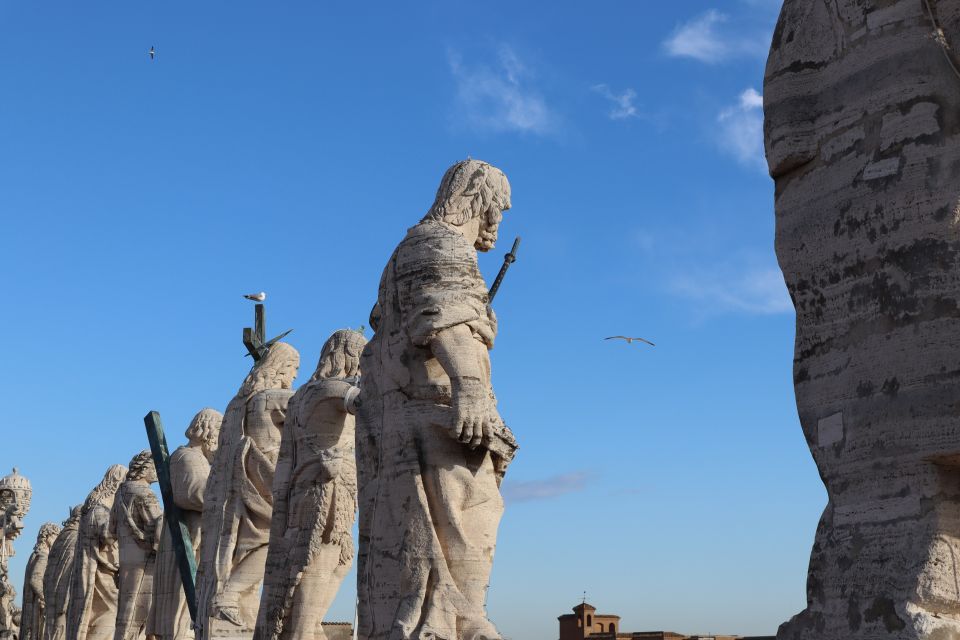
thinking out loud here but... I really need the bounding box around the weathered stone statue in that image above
[21,523,61,640]
[255,330,365,640]
[765,2,960,637]
[0,468,33,640]
[111,451,161,640]
[147,408,222,640]
[196,343,299,640]
[67,464,127,640]
[43,506,82,640]
[356,159,518,640]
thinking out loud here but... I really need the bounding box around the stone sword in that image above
[488,236,520,304]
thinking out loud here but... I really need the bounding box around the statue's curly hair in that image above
[239,342,300,397]
[185,407,223,443]
[82,464,127,512]
[34,522,61,551]
[126,450,155,481]
[310,329,367,382]
[422,159,510,228]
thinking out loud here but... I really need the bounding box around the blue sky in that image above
[0,1,818,638]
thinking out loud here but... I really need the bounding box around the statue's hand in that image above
[450,378,495,448]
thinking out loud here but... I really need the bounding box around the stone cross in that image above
[242,303,291,363]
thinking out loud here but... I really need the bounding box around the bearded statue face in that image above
[476,179,511,253]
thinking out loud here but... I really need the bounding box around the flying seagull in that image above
[149,46,155,60]
[243,292,266,302]
[605,335,655,346]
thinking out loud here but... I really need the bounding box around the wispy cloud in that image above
[502,471,594,502]
[663,10,768,63]
[448,45,555,135]
[592,84,639,120]
[717,88,765,170]
[669,264,792,315]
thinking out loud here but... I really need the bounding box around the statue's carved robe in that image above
[110,481,161,640]
[43,520,80,640]
[255,378,358,640]
[21,543,50,640]
[67,504,119,640]
[197,388,293,639]
[357,220,514,640]
[147,446,209,640]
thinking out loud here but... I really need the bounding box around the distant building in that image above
[557,602,774,640]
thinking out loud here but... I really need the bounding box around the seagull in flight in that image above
[243,292,266,302]
[605,335,655,346]
[149,46,155,60]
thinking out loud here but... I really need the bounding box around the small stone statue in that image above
[21,523,61,640]
[42,506,82,640]
[0,468,33,640]
[196,343,299,640]
[255,330,365,640]
[147,408,223,640]
[357,159,518,640]
[67,464,127,640]
[111,452,161,640]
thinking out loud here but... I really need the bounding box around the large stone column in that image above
[765,1,960,637]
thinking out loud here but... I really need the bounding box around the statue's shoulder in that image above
[398,222,473,266]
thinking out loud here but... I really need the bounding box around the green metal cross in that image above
[242,303,292,362]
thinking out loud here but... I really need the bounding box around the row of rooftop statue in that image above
[1,159,519,640]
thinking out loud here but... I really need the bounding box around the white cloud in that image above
[663,10,769,63]
[502,471,594,502]
[669,265,792,315]
[717,88,766,169]
[592,84,639,120]
[448,45,555,135]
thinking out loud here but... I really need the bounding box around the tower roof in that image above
[573,602,597,614]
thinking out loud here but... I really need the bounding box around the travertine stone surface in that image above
[67,465,127,640]
[357,159,518,640]
[21,523,61,640]
[197,343,299,640]
[147,408,222,640]
[111,452,161,640]
[1,468,33,640]
[255,330,365,640]
[43,506,82,640]
[765,1,960,637]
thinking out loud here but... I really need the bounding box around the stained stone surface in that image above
[1,468,33,640]
[110,451,161,640]
[255,330,365,640]
[765,1,960,637]
[67,465,127,640]
[196,343,299,640]
[356,159,518,640]
[21,523,61,640]
[43,507,82,640]
[147,408,222,640]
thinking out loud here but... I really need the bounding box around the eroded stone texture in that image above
[67,465,127,640]
[357,159,518,640]
[110,451,161,640]
[196,343,299,640]
[43,507,82,640]
[1,468,33,640]
[147,408,222,640]
[255,330,365,640]
[21,523,61,640]
[765,1,960,637]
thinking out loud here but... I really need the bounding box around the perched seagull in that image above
[243,292,266,302]
[149,46,155,60]
[605,335,655,346]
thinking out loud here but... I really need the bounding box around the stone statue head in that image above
[185,408,224,461]
[34,523,60,553]
[126,450,157,484]
[239,341,300,396]
[422,159,511,252]
[62,505,82,528]
[82,464,127,513]
[310,330,367,382]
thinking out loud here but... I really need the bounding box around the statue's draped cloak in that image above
[67,504,119,640]
[147,446,209,640]
[357,221,508,640]
[21,545,50,640]
[110,481,161,640]
[43,521,80,640]
[255,378,358,640]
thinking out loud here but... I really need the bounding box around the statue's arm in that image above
[29,557,46,599]
[431,323,494,447]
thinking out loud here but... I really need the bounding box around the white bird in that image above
[243,292,266,302]
[605,335,655,346]
[149,46,155,60]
